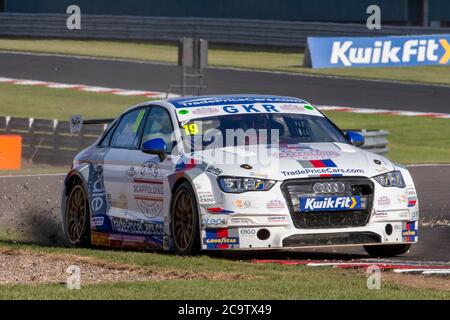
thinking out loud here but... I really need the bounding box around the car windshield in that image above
[181,113,348,151]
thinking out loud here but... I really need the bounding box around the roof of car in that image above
[166,94,307,109]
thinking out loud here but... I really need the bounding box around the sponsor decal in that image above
[307,35,450,68]
[133,161,164,218]
[87,151,108,217]
[282,167,365,177]
[203,228,239,249]
[279,104,314,112]
[377,196,391,207]
[198,191,215,204]
[402,221,418,242]
[230,217,254,225]
[300,196,365,212]
[239,228,257,237]
[126,166,138,177]
[110,216,164,236]
[205,165,223,176]
[398,194,407,205]
[407,188,417,207]
[235,199,252,209]
[201,216,227,227]
[107,233,163,250]
[266,199,285,210]
[91,216,105,227]
[373,211,388,218]
[172,96,305,108]
[298,159,342,177]
[191,107,220,116]
[266,216,288,224]
[272,145,339,160]
[207,207,234,214]
[90,231,110,246]
[410,209,419,221]
[175,155,198,172]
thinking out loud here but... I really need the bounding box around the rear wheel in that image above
[64,183,91,247]
[171,182,200,256]
[364,244,411,257]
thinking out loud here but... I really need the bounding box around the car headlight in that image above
[219,177,276,193]
[373,171,405,188]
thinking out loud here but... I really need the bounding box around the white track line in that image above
[1,75,450,119]
[407,164,450,167]
[318,105,450,119]
[0,76,178,99]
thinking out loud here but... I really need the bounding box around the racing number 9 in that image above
[182,123,199,135]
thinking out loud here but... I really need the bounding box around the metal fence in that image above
[1,13,450,47]
[0,116,106,165]
[356,129,389,156]
[0,115,389,165]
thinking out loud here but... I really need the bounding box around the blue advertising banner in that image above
[306,34,450,68]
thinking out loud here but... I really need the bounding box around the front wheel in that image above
[63,183,91,247]
[170,181,200,256]
[364,244,411,257]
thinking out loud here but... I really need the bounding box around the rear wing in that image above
[69,115,114,133]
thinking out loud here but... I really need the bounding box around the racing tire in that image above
[63,182,91,247]
[170,181,200,256]
[364,244,411,257]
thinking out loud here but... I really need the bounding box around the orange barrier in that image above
[0,135,22,170]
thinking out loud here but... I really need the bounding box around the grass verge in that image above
[1,38,450,85]
[0,242,448,299]
[0,82,146,120]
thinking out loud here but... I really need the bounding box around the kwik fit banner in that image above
[304,34,450,68]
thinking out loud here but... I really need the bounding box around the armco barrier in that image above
[0,116,106,165]
[356,129,390,156]
[0,116,389,165]
[1,13,450,47]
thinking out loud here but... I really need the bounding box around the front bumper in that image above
[200,176,419,250]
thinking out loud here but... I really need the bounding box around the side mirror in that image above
[345,131,365,147]
[142,138,167,161]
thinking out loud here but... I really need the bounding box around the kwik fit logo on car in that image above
[306,34,450,68]
[300,196,365,212]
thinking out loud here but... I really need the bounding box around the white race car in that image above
[61,95,419,256]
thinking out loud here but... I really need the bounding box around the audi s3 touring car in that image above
[61,95,419,256]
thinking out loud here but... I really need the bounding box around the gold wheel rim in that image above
[173,190,195,251]
[66,185,86,244]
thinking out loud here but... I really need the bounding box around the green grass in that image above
[0,82,146,120]
[0,242,448,299]
[1,38,450,85]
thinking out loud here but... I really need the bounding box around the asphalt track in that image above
[1,51,450,113]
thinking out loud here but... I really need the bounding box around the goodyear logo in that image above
[300,196,363,212]
[307,35,450,68]
[205,238,238,244]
